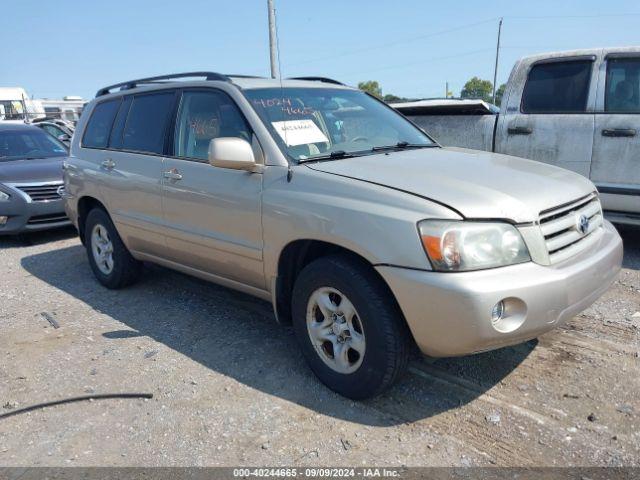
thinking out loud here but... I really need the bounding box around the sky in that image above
[2,0,639,101]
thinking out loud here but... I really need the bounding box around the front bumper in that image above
[0,186,70,235]
[377,220,623,357]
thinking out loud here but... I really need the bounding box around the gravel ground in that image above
[0,225,638,466]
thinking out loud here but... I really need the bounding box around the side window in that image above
[82,99,120,148]
[605,58,640,113]
[122,92,175,154]
[108,96,132,149]
[522,60,593,113]
[42,125,62,137]
[173,90,251,161]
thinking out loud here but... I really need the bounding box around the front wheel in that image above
[291,255,411,399]
[85,208,141,289]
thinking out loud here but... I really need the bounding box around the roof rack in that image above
[225,74,265,79]
[96,71,230,97]
[288,76,345,86]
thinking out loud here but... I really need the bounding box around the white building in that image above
[38,96,87,123]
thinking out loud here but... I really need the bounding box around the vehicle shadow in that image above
[0,226,76,249]
[21,244,535,426]
[617,225,640,270]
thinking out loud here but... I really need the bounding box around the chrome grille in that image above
[539,193,604,264]
[17,182,63,202]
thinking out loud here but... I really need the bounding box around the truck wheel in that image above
[291,255,410,399]
[85,208,141,289]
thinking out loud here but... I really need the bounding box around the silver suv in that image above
[64,72,623,399]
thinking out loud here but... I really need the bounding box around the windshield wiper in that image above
[371,141,437,152]
[298,150,356,163]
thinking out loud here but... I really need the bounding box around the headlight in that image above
[418,220,530,271]
[0,191,9,201]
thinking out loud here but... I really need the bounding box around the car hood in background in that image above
[305,147,596,224]
[0,156,66,184]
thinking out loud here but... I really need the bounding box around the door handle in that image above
[101,158,115,170]
[602,128,637,138]
[163,169,183,181]
[507,126,533,135]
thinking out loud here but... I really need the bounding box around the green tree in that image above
[358,80,382,98]
[495,83,507,107]
[460,77,493,103]
[383,93,403,103]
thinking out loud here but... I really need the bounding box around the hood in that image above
[0,156,66,184]
[305,147,596,223]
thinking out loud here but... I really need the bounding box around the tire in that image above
[84,208,141,289]
[291,254,411,399]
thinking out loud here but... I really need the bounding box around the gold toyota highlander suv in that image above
[63,72,623,399]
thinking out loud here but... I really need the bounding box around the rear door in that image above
[97,90,176,255]
[161,88,265,289]
[496,56,597,177]
[591,54,640,215]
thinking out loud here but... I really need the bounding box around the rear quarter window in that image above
[82,99,120,148]
[521,60,593,114]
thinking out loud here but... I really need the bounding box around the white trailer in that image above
[0,87,45,122]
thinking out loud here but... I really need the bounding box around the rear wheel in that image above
[85,208,141,289]
[291,255,410,399]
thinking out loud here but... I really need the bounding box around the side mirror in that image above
[208,137,258,172]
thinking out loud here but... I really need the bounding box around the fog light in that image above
[491,301,505,324]
[490,297,527,333]
[0,216,7,225]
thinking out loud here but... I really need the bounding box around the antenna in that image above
[21,92,28,124]
[271,0,292,180]
[492,17,503,105]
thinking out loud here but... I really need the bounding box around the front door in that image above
[496,57,597,178]
[591,55,640,214]
[161,89,264,289]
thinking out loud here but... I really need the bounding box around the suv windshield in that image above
[0,129,68,162]
[243,87,435,161]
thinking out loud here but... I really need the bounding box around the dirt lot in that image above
[0,226,638,467]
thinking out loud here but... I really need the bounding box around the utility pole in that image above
[445,81,449,98]
[268,0,278,79]
[492,17,503,105]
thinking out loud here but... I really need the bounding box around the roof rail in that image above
[288,76,345,86]
[95,71,230,97]
[225,74,265,79]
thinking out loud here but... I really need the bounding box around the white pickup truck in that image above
[393,47,640,225]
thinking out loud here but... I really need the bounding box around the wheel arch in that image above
[273,239,409,334]
[77,196,108,245]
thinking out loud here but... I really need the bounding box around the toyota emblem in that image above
[576,214,589,235]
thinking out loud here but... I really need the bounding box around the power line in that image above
[282,13,640,72]
[504,13,640,19]
[283,17,498,69]
[343,48,495,76]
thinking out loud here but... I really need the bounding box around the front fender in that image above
[261,165,461,282]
